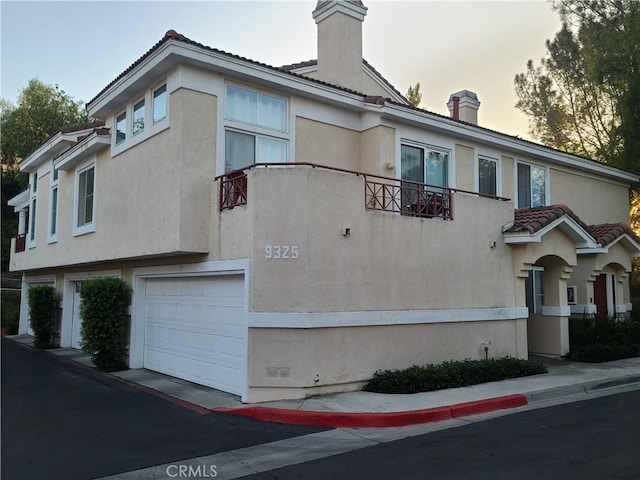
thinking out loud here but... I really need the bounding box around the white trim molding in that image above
[248,307,530,329]
[570,304,597,315]
[541,305,572,317]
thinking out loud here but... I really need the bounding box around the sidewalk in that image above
[8,334,640,428]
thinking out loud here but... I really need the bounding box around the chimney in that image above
[312,1,368,92]
[447,90,480,125]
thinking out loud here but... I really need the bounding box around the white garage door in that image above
[143,275,247,396]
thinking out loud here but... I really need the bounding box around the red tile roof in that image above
[588,222,640,246]
[59,120,105,134]
[505,204,589,235]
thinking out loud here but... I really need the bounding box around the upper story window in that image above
[133,99,145,135]
[48,166,59,243]
[116,112,126,144]
[400,143,449,189]
[112,82,168,153]
[28,172,38,247]
[74,163,96,236]
[224,85,288,172]
[478,156,498,197]
[153,84,167,123]
[517,162,547,208]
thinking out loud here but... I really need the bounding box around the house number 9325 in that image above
[265,245,298,259]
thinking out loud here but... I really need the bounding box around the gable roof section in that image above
[280,58,410,105]
[582,222,640,256]
[503,204,598,248]
[503,205,640,255]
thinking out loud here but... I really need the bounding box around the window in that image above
[153,84,167,123]
[401,144,449,189]
[224,85,288,172]
[75,164,95,235]
[226,85,286,131]
[29,198,37,244]
[133,99,145,135]
[517,162,547,208]
[116,112,126,144]
[48,166,59,242]
[478,157,497,196]
[525,268,544,314]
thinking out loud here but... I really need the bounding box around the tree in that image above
[406,82,422,108]
[1,78,88,166]
[514,0,639,172]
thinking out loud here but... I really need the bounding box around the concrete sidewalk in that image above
[8,334,640,427]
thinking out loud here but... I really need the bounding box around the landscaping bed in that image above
[363,357,547,394]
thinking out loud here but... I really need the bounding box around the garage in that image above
[143,275,247,396]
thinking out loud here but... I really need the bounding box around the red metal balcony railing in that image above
[219,171,248,210]
[364,178,453,220]
[14,234,26,253]
[216,162,509,215]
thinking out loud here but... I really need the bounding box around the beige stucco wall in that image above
[455,144,475,192]
[359,125,395,176]
[295,117,360,171]
[247,319,524,402]
[502,155,515,200]
[11,88,216,272]
[244,166,516,313]
[550,168,630,224]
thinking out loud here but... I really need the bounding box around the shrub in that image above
[363,357,547,394]
[27,285,56,349]
[1,292,21,335]
[569,314,640,362]
[80,277,131,371]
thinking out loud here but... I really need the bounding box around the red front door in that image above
[594,274,608,317]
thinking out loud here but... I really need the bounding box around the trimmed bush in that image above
[568,315,640,362]
[80,277,130,371]
[363,357,547,394]
[28,285,56,349]
[1,292,20,335]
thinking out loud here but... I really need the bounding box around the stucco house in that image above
[8,1,640,403]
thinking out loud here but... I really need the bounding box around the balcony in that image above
[217,162,507,219]
[14,234,26,253]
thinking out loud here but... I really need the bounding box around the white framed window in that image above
[477,155,499,197]
[74,162,96,236]
[112,81,169,154]
[517,161,548,209]
[116,112,126,144]
[400,143,449,189]
[132,99,145,135]
[152,84,167,123]
[48,165,59,243]
[27,172,38,248]
[224,84,289,172]
[525,267,544,314]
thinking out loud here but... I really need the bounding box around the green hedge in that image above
[568,315,640,363]
[363,357,547,394]
[1,292,20,335]
[80,277,131,371]
[28,285,56,349]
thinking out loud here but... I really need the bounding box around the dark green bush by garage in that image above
[80,277,131,372]
[567,315,640,363]
[28,285,57,349]
[363,357,548,394]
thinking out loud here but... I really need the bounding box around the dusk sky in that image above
[1,1,561,139]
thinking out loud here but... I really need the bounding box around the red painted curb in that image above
[214,394,528,428]
[450,394,528,418]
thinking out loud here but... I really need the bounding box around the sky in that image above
[1,0,561,139]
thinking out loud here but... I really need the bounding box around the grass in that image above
[363,357,547,394]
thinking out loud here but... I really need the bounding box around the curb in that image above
[213,394,528,428]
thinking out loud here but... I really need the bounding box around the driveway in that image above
[1,339,327,480]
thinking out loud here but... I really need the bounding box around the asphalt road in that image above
[242,389,640,480]
[0,339,328,480]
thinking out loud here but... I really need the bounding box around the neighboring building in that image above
[8,1,640,403]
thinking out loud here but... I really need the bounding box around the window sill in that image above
[73,225,95,237]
